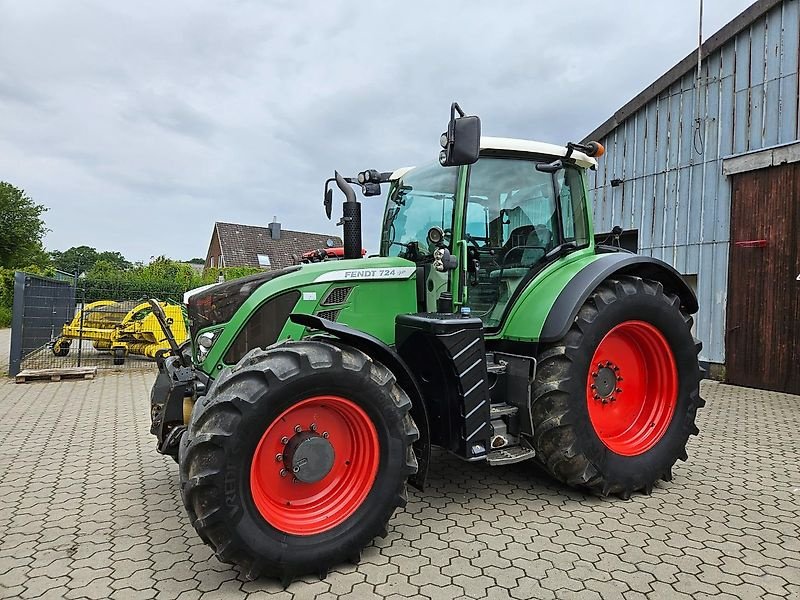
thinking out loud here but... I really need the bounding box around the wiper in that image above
[544,241,577,260]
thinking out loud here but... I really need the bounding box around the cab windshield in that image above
[380,162,458,259]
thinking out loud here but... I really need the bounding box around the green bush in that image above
[82,258,263,303]
[0,305,10,328]
[0,259,265,325]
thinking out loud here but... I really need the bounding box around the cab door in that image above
[459,156,590,328]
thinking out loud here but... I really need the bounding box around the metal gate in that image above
[8,272,76,376]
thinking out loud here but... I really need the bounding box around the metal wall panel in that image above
[587,0,800,363]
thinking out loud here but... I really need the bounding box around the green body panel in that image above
[197,256,418,376]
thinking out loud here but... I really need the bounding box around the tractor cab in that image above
[379,137,599,328]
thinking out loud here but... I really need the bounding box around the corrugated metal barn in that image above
[584,0,800,394]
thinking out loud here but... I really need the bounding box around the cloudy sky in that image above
[1,0,754,262]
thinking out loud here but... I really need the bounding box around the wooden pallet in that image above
[15,367,97,383]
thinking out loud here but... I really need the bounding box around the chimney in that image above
[268,216,281,240]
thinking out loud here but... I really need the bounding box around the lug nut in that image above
[591,371,598,377]
[294,425,302,433]
[292,477,299,484]
[275,453,283,462]
[310,423,317,432]
[280,436,289,445]
[590,384,596,390]
[293,466,300,473]
[613,366,620,372]
[322,431,329,439]
[615,388,622,393]
[617,376,624,382]
[279,468,288,477]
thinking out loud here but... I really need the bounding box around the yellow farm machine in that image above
[53,300,188,365]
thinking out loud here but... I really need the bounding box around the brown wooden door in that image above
[726,161,800,394]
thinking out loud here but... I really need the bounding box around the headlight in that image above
[196,331,220,362]
[198,332,215,349]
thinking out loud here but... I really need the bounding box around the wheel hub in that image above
[283,431,335,483]
[591,362,622,403]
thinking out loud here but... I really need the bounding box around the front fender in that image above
[289,313,431,490]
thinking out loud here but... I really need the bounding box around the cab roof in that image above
[390,137,597,180]
[480,136,597,168]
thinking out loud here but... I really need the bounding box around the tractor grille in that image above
[321,286,352,306]
[316,309,341,322]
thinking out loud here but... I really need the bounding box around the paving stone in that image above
[0,371,797,599]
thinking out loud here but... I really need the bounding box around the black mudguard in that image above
[290,313,431,490]
[540,252,698,344]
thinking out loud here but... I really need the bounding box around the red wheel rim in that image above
[586,321,678,456]
[250,395,379,535]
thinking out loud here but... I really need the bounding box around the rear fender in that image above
[289,313,431,490]
[540,253,698,344]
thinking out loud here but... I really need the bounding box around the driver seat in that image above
[489,227,550,280]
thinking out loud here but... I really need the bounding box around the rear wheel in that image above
[179,340,418,582]
[532,275,703,497]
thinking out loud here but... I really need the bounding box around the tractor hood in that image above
[186,265,301,333]
[188,256,419,375]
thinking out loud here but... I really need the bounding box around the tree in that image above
[50,245,99,274]
[96,251,131,270]
[0,182,48,268]
[50,246,131,274]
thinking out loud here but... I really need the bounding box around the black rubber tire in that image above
[531,275,704,498]
[112,348,126,366]
[52,339,71,357]
[179,340,418,582]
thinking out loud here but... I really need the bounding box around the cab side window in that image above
[557,166,589,246]
[464,157,559,327]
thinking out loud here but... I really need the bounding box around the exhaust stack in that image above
[334,171,362,260]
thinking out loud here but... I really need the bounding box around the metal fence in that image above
[9,272,188,376]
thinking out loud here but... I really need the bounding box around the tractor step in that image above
[486,444,535,466]
[489,403,518,418]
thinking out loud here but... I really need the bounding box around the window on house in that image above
[257,254,271,267]
[209,256,215,267]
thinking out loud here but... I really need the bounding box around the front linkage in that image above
[147,300,207,459]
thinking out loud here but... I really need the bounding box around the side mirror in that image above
[536,159,563,173]
[324,188,333,219]
[439,102,481,167]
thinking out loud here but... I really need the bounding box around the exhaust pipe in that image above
[334,171,362,260]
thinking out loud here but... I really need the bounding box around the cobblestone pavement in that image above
[0,371,798,600]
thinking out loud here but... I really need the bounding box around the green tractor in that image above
[149,103,703,582]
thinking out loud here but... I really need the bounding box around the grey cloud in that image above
[0,0,755,261]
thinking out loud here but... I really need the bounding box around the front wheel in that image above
[179,340,418,582]
[532,275,704,498]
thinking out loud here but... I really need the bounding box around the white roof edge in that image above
[390,166,415,180]
[480,136,597,168]
[390,138,597,181]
